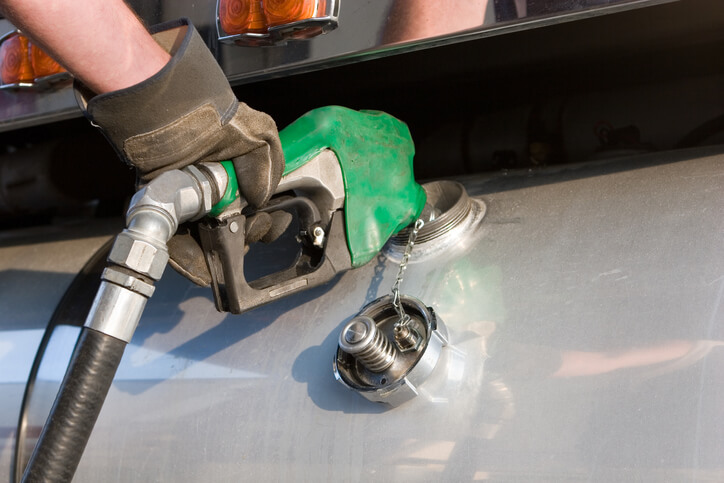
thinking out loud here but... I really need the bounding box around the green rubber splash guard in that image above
[211,106,426,267]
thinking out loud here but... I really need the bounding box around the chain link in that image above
[392,218,424,327]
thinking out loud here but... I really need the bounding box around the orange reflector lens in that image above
[0,33,33,85]
[263,0,318,27]
[30,42,66,79]
[219,0,328,36]
[220,0,267,35]
[0,31,66,86]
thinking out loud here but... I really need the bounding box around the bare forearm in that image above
[0,0,170,94]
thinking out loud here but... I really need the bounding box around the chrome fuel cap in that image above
[333,295,448,407]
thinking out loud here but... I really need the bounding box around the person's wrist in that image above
[89,36,170,94]
[74,18,242,181]
[75,19,236,146]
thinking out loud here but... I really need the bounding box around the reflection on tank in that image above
[384,0,639,43]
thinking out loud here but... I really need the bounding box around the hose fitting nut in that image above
[108,231,169,281]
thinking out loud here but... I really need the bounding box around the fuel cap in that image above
[333,295,448,407]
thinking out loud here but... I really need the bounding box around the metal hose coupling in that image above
[22,165,227,483]
[86,165,222,342]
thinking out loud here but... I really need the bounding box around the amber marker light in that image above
[217,0,338,45]
[0,31,67,88]
[0,32,33,85]
[263,0,318,27]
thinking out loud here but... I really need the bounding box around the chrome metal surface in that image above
[100,267,155,298]
[388,180,486,262]
[4,147,724,481]
[338,315,397,372]
[197,162,230,206]
[182,165,214,219]
[89,166,220,339]
[0,0,673,132]
[0,73,72,91]
[84,281,149,343]
[111,167,220,280]
[127,168,215,239]
[172,0,676,85]
[107,231,169,281]
[393,323,422,352]
[334,295,448,406]
[393,181,474,244]
[84,267,156,343]
[312,226,325,248]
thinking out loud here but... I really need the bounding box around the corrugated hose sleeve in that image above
[21,327,126,483]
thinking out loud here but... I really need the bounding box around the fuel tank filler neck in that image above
[389,180,485,257]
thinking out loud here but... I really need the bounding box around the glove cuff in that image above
[74,18,237,172]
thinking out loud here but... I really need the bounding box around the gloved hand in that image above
[74,18,288,285]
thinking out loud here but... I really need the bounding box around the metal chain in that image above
[392,218,424,327]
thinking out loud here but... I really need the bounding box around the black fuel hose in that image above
[21,327,126,483]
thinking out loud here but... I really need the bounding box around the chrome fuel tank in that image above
[3,147,724,481]
[0,221,119,480]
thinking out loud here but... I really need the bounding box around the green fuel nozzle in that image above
[209,106,427,268]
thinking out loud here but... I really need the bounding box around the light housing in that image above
[0,31,69,89]
[217,0,339,46]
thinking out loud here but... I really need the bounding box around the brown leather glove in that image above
[75,18,287,285]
